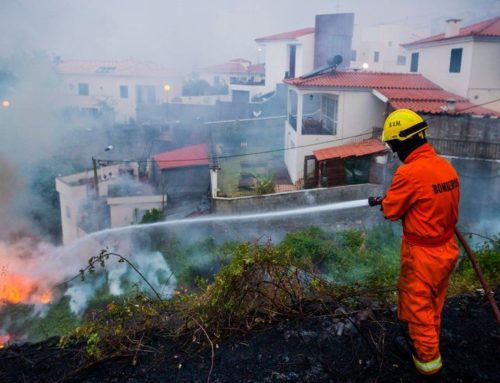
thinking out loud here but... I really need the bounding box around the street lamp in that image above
[163,83,172,122]
[92,145,114,197]
[257,46,263,63]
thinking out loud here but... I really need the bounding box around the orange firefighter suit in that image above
[382,143,460,375]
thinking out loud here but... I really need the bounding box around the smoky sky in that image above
[1,0,498,71]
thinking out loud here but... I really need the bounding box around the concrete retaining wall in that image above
[209,184,385,238]
[213,183,383,214]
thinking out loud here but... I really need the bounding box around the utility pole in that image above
[92,157,99,197]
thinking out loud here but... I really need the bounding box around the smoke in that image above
[1,1,498,71]
[0,52,119,241]
[0,233,177,323]
[65,275,106,316]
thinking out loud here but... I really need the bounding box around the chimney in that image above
[446,99,457,113]
[445,19,461,38]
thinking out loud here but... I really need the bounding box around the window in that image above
[78,83,89,96]
[374,51,380,63]
[388,41,393,47]
[120,85,128,98]
[321,95,338,135]
[96,66,116,74]
[397,55,407,65]
[351,49,357,61]
[449,48,463,73]
[410,52,419,72]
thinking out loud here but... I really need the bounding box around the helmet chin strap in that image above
[395,136,428,162]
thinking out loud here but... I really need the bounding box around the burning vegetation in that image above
[0,273,53,305]
[0,226,499,381]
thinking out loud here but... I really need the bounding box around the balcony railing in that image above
[302,117,324,135]
[230,78,265,86]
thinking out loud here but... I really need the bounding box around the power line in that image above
[95,96,500,165]
[100,130,375,165]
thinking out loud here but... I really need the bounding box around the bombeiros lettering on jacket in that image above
[432,178,459,194]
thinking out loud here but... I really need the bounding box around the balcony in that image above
[302,116,323,135]
[230,78,265,86]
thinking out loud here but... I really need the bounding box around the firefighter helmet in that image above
[382,109,428,142]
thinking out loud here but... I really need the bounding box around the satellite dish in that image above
[300,54,343,80]
[327,55,343,67]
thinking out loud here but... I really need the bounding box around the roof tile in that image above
[285,71,441,89]
[286,71,499,117]
[255,27,315,42]
[153,144,209,170]
[58,59,174,77]
[377,89,500,116]
[402,16,500,46]
[313,139,387,161]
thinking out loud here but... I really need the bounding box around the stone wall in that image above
[426,115,500,159]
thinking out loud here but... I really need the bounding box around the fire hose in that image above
[368,196,500,324]
[454,228,500,325]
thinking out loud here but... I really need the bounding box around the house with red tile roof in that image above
[283,70,499,185]
[152,143,211,201]
[57,58,182,123]
[255,27,316,94]
[253,13,424,96]
[195,59,266,103]
[56,143,212,245]
[401,17,500,112]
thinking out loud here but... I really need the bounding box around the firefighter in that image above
[369,109,460,376]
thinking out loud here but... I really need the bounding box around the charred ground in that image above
[1,229,499,383]
[0,289,499,383]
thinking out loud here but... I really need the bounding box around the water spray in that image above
[78,199,369,241]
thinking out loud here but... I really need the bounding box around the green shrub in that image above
[279,226,335,266]
[253,174,275,195]
[450,235,500,294]
[140,208,163,224]
[58,228,499,361]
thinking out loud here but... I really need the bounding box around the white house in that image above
[56,143,213,245]
[255,27,316,93]
[57,58,182,124]
[283,70,499,185]
[196,58,266,102]
[401,17,500,112]
[350,22,430,73]
[56,162,163,245]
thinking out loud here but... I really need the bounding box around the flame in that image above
[0,333,11,349]
[0,273,53,305]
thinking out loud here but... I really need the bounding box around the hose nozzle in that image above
[368,196,384,207]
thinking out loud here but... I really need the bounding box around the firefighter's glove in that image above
[368,196,384,209]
